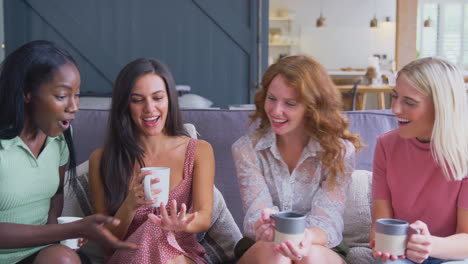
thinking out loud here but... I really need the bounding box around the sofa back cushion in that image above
[345,110,397,171]
[72,109,397,232]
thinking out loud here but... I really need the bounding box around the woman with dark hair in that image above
[0,40,137,264]
[88,58,215,263]
[232,55,363,263]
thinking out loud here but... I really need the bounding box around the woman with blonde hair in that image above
[232,55,362,263]
[371,57,468,264]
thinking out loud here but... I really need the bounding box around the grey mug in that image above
[375,218,420,256]
[271,211,306,246]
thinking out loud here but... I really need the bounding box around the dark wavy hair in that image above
[0,40,78,182]
[251,55,363,185]
[101,58,188,214]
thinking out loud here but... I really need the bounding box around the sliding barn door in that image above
[5,0,268,107]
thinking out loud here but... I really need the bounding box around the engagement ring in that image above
[297,254,303,260]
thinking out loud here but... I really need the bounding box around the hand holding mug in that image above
[141,167,170,207]
[57,216,84,249]
[124,169,159,210]
[373,219,421,262]
[148,199,196,232]
[253,208,278,242]
[77,237,88,249]
[274,228,312,261]
[370,239,402,262]
[405,221,432,263]
[271,211,307,261]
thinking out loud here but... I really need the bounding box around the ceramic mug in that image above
[57,216,83,249]
[375,218,420,256]
[272,211,306,246]
[142,167,170,207]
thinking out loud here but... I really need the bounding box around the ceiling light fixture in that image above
[370,0,378,27]
[316,13,326,27]
[424,17,432,27]
[316,0,326,28]
[370,16,378,27]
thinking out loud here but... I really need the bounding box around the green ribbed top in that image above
[0,134,69,264]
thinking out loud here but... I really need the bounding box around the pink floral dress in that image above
[108,138,207,264]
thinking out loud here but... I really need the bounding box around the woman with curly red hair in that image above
[232,55,362,263]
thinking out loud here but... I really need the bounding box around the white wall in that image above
[269,0,396,70]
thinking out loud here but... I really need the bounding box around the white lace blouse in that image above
[232,129,355,248]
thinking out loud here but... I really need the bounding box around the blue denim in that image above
[373,257,468,264]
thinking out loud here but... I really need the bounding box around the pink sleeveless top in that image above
[108,138,207,264]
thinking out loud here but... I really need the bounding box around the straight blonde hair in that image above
[398,57,468,181]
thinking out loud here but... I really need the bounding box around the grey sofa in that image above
[68,108,397,264]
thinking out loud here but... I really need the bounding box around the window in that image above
[417,0,468,68]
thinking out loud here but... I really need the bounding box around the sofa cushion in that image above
[63,160,102,264]
[197,188,242,263]
[347,247,374,264]
[343,170,372,248]
[63,160,91,217]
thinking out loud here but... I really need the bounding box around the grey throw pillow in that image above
[197,187,242,264]
[63,160,92,217]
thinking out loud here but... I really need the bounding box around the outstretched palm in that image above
[147,199,197,232]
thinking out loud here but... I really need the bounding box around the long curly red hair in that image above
[251,55,363,185]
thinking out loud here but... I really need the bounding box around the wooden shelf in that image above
[269,16,292,21]
[269,43,297,47]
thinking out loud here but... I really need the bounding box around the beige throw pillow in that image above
[343,170,373,248]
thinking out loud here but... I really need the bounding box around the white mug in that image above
[57,216,83,249]
[375,218,420,256]
[141,167,170,207]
